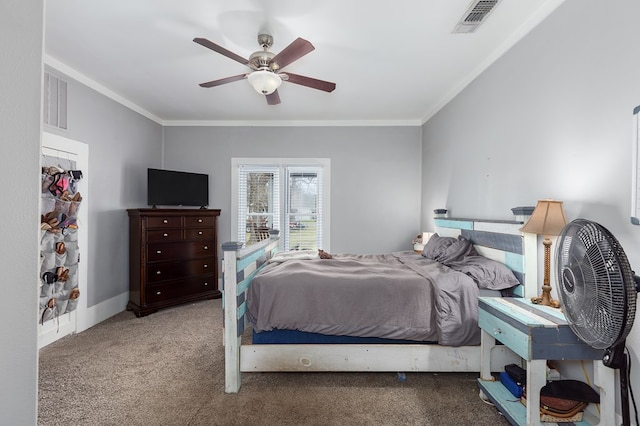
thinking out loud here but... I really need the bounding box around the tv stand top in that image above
[148,205,209,210]
[128,208,220,216]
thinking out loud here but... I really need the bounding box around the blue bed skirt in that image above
[252,329,436,345]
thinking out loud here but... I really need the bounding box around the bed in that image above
[221,217,537,393]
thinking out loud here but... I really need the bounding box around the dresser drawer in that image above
[185,228,213,241]
[147,229,183,243]
[184,215,214,228]
[146,258,215,284]
[479,308,530,360]
[147,241,213,262]
[147,216,182,229]
[145,275,216,303]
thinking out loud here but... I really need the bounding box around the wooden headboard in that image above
[434,218,537,298]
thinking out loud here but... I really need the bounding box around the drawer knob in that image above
[203,245,208,250]
[204,282,208,286]
[163,219,168,224]
[156,270,161,275]
[493,328,502,336]
[197,218,203,223]
[203,264,208,268]
[198,231,203,235]
[156,250,162,254]
[156,291,162,295]
[163,233,168,237]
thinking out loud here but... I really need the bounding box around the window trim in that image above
[231,158,331,251]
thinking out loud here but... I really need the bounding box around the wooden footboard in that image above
[240,344,519,373]
[222,237,279,393]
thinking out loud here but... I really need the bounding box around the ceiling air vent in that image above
[453,0,501,34]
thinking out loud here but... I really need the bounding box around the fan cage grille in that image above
[556,219,636,349]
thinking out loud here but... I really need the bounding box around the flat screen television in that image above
[147,168,209,208]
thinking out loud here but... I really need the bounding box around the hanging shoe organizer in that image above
[39,162,83,325]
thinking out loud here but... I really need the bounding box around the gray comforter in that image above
[246,252,482,346]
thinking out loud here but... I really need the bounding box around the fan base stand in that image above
[531,285,561,308]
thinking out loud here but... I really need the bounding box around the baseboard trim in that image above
[76,292,129,333]
[38,315,77,349]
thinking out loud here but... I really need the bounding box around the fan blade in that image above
[193,37,249,66]
[266,90,281,105]
[283,72,336,92]
[269,38,315,70]
[199,74,246,88]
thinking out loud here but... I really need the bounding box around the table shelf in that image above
[477,378,597,425]
[478,297,615,426]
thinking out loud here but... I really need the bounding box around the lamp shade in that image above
[520,200,567,236]
[247,70,282,95]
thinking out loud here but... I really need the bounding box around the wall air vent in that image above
[43,71,68,129]
[453,0,501,34]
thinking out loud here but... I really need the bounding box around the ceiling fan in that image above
[193,34,336,105]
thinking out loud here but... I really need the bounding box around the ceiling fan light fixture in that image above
[194,35,335,103]
[247,70,282,95]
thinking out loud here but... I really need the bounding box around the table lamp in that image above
[520,200,567,308]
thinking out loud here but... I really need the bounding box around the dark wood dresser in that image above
[127,208,221,317]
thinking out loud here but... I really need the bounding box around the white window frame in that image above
[231,158,331,251]
[283,166,324,251]
[236,165,281,243]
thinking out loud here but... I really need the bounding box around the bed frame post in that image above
[222,242,243,393]
[522,232,538,300]
[221,238,281,393]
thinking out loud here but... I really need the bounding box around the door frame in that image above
[39,131,89,348]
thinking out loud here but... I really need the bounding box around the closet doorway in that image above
[39,132,89,348]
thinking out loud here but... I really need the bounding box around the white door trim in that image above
[39,132,89,348]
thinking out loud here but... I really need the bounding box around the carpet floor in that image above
[38,299,509,425]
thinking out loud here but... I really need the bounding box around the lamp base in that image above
[531,285,561,308]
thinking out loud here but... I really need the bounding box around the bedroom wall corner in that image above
[420,0,640,411]
[41,63,164,312]
[0,0,43,424]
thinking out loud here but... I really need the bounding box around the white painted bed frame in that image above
[221,218,535,393]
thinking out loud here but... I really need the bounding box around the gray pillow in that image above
[421,233,456,260]
[447,255,520,290]
[422,234,477,263]
[439,236,478,264]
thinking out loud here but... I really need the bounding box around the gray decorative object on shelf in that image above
[511,206,535,223]
[434,209,448,218]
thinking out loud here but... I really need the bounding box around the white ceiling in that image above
[45,0,565,126]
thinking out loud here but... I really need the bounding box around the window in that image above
[232,158,330,251]
[285,168,323,251]
[237,166,280,244]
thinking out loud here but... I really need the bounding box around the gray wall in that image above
[0,1,42,423]
[164,126,422,254]
[422,0,640,397]
[44,66,163,306]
